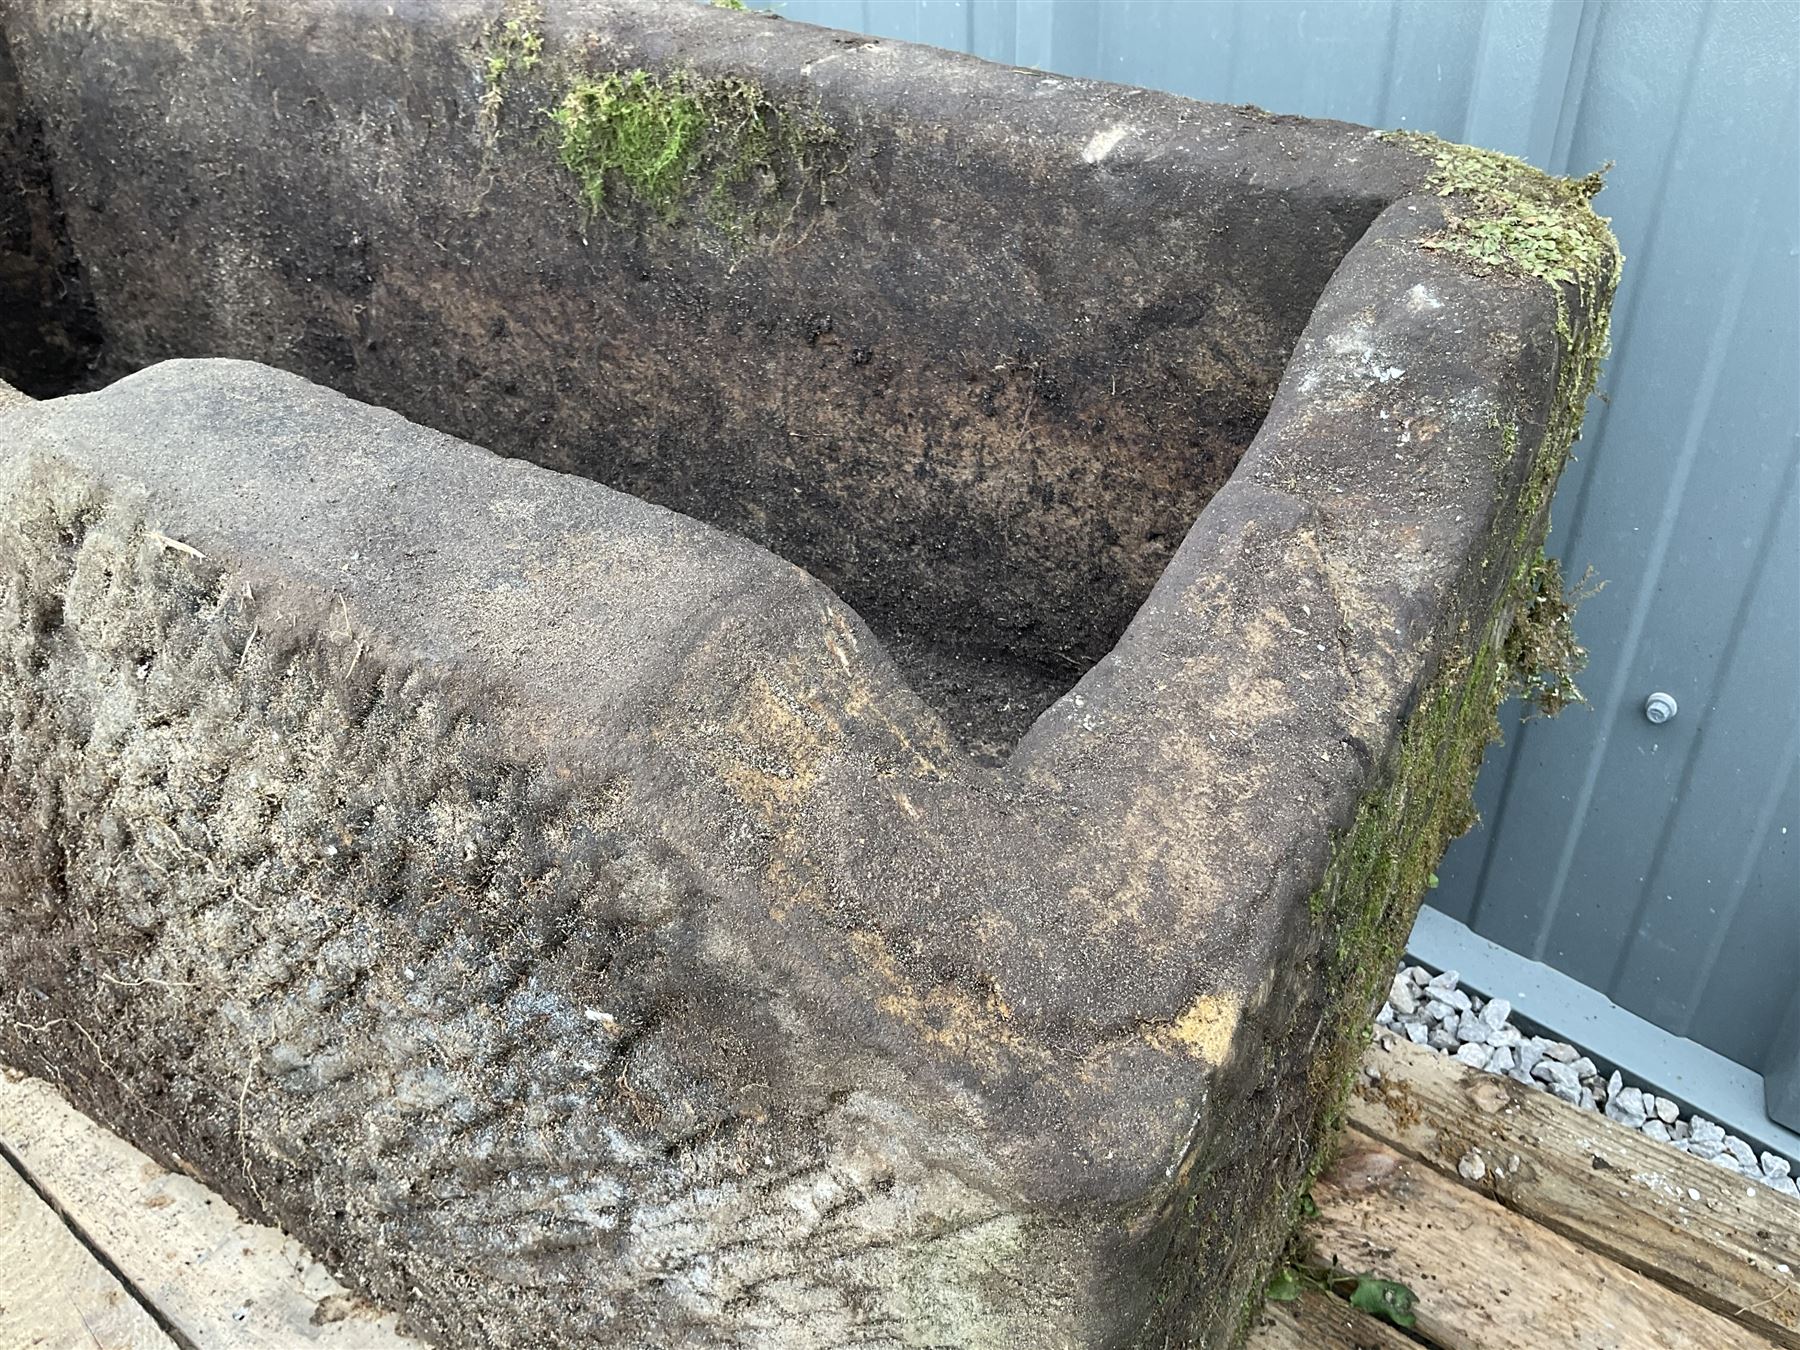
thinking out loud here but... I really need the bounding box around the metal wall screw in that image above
[1644,692,1678,725]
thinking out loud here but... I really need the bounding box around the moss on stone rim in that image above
[1381,129,1623,306]
[472,5,842,243]
[1505,550,1599,719]
[479,1,545,135]
[551,71,709,218]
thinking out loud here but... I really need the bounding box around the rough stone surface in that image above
[1606,1087,1647,1129]
[1691,1120,1728,1161]
[0,29,99,395]
[0,329,1568,1345]
[1388,975,1417,1017]
[0,1,1615,1346]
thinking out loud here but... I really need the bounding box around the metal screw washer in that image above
[1644,692,1678,725]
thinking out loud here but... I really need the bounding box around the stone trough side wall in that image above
[1007,182,1616,1343]
[0,25,99,397]
[0,233,1617,1350]
[1,363,1098,1348]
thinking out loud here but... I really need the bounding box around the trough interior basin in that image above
[0,0,1422,760]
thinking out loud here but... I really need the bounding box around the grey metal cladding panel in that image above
[775,0,1800,1071]
[791,0,984,57]
[786,1,1487,128]
[1427,0,1718,933]
[1683,761,1799,1074]
[1453,1,1799,1019]
[1601,461,1798,1065]
[1600,335,1799,1056]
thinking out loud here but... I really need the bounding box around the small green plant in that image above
[1265,1259,1419,1330]
[480,3,545,133]
[1348,1274,1419,1327]
[1264,1266,1305,1302]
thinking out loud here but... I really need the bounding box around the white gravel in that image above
[1378,965,1800,1202]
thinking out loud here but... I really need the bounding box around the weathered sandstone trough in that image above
[0,1,1616,1345]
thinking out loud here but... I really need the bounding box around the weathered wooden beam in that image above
[1311,1129,1778,1350]
[1347,1034,1800,1345]
[1246,1286,1420,1349]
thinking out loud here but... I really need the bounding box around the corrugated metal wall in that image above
[774,0,1800,1085]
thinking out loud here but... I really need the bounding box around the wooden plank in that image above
[0,1157,176,1350]
[1245,1286,1420,1349]
[1348,1033,1800,1345]
[0,1068,420,1349]
[1311,1130,1779,1350]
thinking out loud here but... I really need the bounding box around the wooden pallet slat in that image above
[1310,1129,1780,1350]
[0,1157,177,1350]
[1245,1285,1420,1349]
[0,1070,420,1350]
[1347,1033,1800,1346]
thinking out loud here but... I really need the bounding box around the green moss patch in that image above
[1383,130,1621,306]
[552,71,708,216]
[1304,628,1503,1098]
[550,67,843,239]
